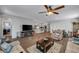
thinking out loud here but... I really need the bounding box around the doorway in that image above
[3,22,12,41]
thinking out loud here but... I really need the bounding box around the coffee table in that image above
[36,37,54,53]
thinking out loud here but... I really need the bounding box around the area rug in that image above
[27,42,62,53]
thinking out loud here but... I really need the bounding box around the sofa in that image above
[0,40,26,53]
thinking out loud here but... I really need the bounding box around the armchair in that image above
[51,29,63,40]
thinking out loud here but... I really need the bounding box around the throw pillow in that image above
[1,42,13,53]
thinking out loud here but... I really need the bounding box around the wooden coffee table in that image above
[36,37,54,53]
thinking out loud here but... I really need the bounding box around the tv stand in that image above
[21,30,33,37]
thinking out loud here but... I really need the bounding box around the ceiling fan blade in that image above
[53,12,59,14]
[38,11,47,14]
[54,5,65,10]
[44,5,48,10]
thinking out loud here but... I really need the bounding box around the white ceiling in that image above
[0,5,79,23]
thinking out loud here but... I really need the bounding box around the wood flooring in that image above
[16,32,68,53]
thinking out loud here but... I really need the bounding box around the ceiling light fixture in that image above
[46,12,53,16]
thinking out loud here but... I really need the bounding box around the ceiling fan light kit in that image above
[46,12,53,16]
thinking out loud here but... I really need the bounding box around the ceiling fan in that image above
[39,5,65,16]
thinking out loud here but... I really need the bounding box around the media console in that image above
[21,30,33,37]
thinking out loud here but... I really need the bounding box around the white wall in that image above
[50,19,79,33]
[0,18,3,38]
[11,18,20,38]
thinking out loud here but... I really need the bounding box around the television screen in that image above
[22,25,32,31]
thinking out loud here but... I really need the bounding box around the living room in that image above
[0,5,79,53]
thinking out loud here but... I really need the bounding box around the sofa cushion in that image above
[1,42,13,53]
[74,37,79,41]
[72,40,79,45]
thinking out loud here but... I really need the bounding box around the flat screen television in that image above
[22,25,32,31]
